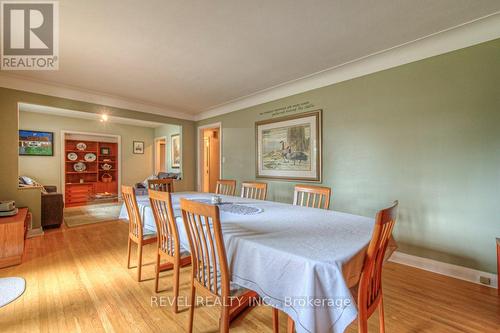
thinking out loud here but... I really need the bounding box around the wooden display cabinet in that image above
[0,208,29,268]
[65,139,118,207]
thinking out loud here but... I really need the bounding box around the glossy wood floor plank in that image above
[0,221,498,332]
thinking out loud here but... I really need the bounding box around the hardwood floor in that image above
[0,221,498,332]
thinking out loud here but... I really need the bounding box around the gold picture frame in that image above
[255,110,322,181]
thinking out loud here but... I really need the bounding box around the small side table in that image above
[0,208,29,268]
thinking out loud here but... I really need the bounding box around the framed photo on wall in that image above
[171,134,181,168]
[19,130,54,156]
[255,110,322,181]
[133,141,144,154]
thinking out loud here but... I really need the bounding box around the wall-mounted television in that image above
[19,130,54,156]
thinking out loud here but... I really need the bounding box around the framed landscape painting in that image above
[171,134,181,168]
[19,130,54,156]
[255,110,322,181]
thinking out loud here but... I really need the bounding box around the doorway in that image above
[154,137,167,174]
[198,124,221,193]
[59,130,123,228]
[60,130,122,206]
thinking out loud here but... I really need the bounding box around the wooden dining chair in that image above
[149,190,191,312]
[122,185,157,282]
[180,198,258,333]
[215,179,237,196]
[148,178,174,192]
[293,184,331,210]
[355,200,399,333]
[280,201,399,333]
[240,181,267,200]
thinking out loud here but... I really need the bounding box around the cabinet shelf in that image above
[65,138,118,206]
[66,171,97,174]
[65,150,98,153]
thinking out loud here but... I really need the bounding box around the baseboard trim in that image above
[389,251,498,289]
[26,227,44,238]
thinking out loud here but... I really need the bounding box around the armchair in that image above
[134,172,180,196]
[41,186,64,229]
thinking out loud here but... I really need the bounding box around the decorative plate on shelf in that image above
[84,153,96,162]
[67,152,78,161]
[101,163,112,171]
[76,142,87,151]
[73,162,87,172]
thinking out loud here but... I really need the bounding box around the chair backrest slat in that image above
[241,181,267,200]
[149,190,180,257]
[215,179,236,196]
[122,185,144,238]
[189,212,203,283]
[148,178,174,192]
[198,214,210,290]
[181,199,230,297]
[358,201,398,316]
[293,184,331,210]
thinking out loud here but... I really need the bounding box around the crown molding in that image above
[196,12,500,121]
[19,102,167,128]
[0,73,196,121]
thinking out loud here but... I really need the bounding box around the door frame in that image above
[153,136,167,174]
[197,122,222,192]
[60,130,122,201]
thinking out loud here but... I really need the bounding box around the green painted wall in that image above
[198,39,500,273]
[0,87,196,229]
[154,124,182,173]
[19,111,157,189]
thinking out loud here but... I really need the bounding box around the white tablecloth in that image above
[120,192,376,333]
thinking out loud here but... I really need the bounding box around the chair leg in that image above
[188,284,196,333]
[220,303,230,333]
[126,237,132,269]
[379,297,385,333]
[272,308,279,333]
[154,253,161,293]
[173,261,180,313]
[287,316,295,333]
[358,316,368,333]
[137,242,143,282]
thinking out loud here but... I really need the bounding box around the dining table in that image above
[119,192,396,333]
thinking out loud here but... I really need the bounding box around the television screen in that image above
[19,130,54,156]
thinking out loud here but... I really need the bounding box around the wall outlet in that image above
[479,276,491,285]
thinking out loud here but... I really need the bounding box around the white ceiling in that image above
[2,1,500,117]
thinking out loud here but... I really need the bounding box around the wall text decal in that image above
[259,101,315,118]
